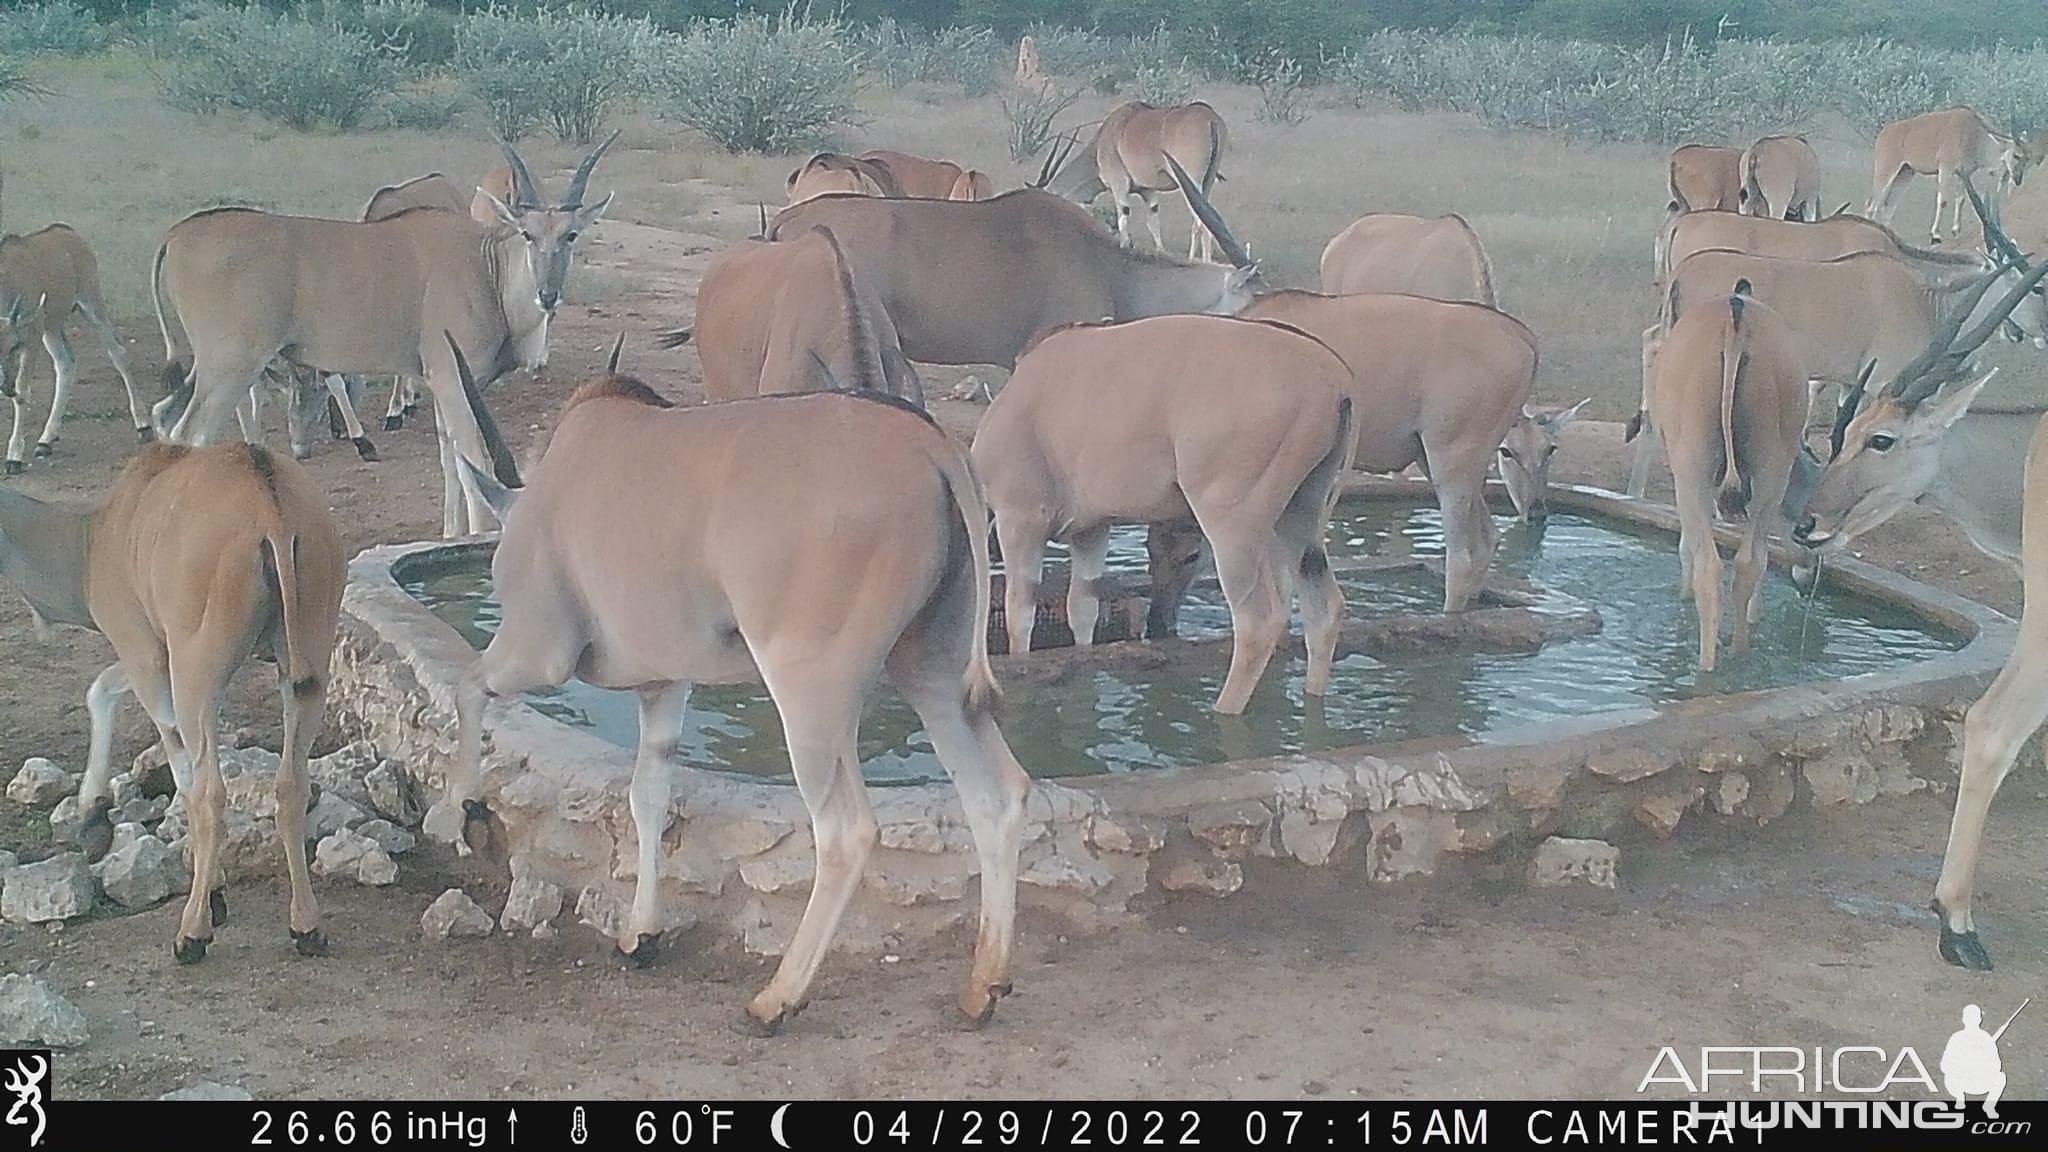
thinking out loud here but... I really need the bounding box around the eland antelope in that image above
[1628,238,2048,497]
[1236,290,1540,611]
[1739,134,1823,222]
[304,142,614,449]
[1046,100,1229,262]
[1790,256,2048,972]
[1669,144,1745,214]
[970,314,1356,715]
[0,440,343,964]
[1655,206,1986,284]
[0,223,150,472]
[762,163,1263,372]
[1318,213,1497,306]
[859,150,995,200]
[421,336,1031,1034]
[148,201,539,540]
[1648,281,1811,672]
[1868,107,2047,244]
[655,225,923,406]
[785,153,901,204]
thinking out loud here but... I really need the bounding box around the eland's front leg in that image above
[1932,614,2048,971]
[619,682,691,968]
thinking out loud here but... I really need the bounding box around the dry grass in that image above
[9,51,2046,422]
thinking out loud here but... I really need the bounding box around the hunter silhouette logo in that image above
[3,1053,47,1149]
[1942,999,2026,1120]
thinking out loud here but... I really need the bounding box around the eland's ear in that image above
[480,190,521,228]
[1551,397,1591,426]
[456,449,521,522]
[1924,369,1996,430]
[574,190,615,226]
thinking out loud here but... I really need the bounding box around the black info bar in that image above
[23,1098,2042,1149]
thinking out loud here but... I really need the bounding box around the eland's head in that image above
[1793,257,2048,553]
[478,131,620,316]
[1497,398,1590,523]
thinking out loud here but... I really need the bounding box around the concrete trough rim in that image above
[339,479,2016,829]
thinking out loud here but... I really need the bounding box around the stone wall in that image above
[325,485,2017,959]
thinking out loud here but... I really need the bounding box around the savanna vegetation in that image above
[2,0,2043,421]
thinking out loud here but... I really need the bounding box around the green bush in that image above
[135,1,410,132]
[657,8,859,153]
[452,4,663,144]
[861,17,1004,94]
[0,1,108,57]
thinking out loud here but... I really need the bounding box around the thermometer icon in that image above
[571,1106,588,1145]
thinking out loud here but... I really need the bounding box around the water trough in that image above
[326,477,2017,958]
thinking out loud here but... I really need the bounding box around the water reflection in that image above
[402,500,1965,785]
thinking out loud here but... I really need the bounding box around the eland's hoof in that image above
[352,437,379,462]
[291,927,329,957]
[739,1000,801,1038]
[136,426,155,444]
[3,460,23,475]
[210,889,230,928]
[173,935,209,965]
[615,934,661,970]
[383,415,403,432]
[32,442,53,458]
[1937,923,1993,971]
[958,981,1013,1030]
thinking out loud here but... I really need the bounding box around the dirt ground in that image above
[2,199,2045,1104]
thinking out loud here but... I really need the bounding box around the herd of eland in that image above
[3,82,2048,1037]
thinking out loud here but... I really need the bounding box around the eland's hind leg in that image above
[1065,524,1111,647]
[618,682,691,967]
[1931,612,2048,970]
[5,345,32,473]
[167,643,235,963]
[894,668,1029,1026]
[742,674,874,1034]
[79,296,149,441]
[1207,529,1286,715]
[1673,482,1723,672]
[33,327,76,457]
[275,661,326,956]
[994,515,1049,656]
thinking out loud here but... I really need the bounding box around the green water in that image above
[400,500,1965,785]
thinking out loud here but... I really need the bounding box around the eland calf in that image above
[1791,256,2048,971]
[0,441,343,964]
[1648,282,1810,672]
[1739,134,1823,222]
[970,314,1356,715]
[421,336,1030,1035]
[0,223,150,472]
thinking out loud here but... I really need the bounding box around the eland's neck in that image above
[488,232,549,371]
[0,489,95,630]
[1121,259,1236,318]
[1924,407,2040,567]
